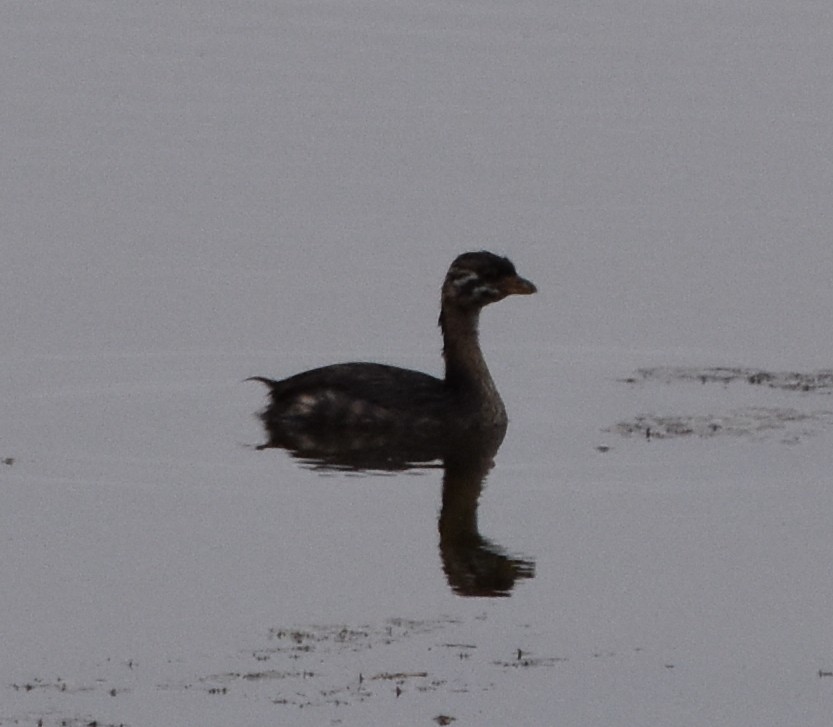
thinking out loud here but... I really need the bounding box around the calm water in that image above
[3,1,833,725]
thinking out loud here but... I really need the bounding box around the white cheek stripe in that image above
[450,271,479,288]
[473,284,499,299]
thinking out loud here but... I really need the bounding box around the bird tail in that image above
[245,376,278,388]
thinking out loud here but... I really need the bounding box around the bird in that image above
[249,251,536,436]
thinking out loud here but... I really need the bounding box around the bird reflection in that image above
[256,420,535,597]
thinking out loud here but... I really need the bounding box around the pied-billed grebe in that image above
[250,251,536,433]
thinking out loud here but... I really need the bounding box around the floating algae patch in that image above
[611,366,833,444]
[183,617,469,709]
[610,407,833,444]
[178,614,584,713]
[5,617,673,724]
[622,367,833,393]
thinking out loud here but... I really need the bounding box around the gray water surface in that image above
[2,2,833,725]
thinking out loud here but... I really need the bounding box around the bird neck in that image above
[440,306,506,421]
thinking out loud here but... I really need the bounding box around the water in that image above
[2,1,833,725]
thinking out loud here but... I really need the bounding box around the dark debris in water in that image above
[434,716,457,726]
[11,677,93,695]
[610,408,833,444]
[179,615,634,709]
[1,719,126,727]
[612,366,833,444]
[623,366,833,393]
[6,665,136,727]
[175,617,468,709]
[493,655,567,668]
[6,618,672,722]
